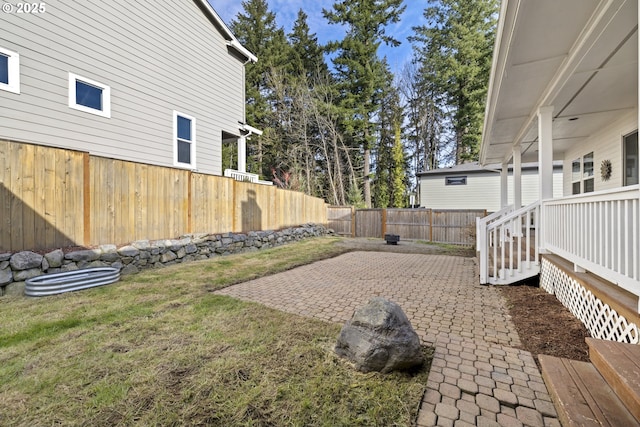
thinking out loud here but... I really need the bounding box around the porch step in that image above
[587,337,640,422]
[487,265,539,285]
[539,355,639,426]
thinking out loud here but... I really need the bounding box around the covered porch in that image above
[477,0,640,343]
[222,124,273,185]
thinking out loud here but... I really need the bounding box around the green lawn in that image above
[0,237,431,426]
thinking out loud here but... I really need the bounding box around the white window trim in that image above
[68,72,111,118]
[173,110,196,169]
[0,46,20,94]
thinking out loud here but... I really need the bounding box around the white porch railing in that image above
[476,205,514,252]
[224,169,273,186]
[542,185,640,299]
[478,202,540,285]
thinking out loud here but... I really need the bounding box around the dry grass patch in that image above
[0,237,430,426]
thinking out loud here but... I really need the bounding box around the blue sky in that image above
[209,0,428,74]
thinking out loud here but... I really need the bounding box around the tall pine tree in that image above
[323,0,405,208]
[288,10,329,82]
[412,0,498,164]
[230,0,289,177]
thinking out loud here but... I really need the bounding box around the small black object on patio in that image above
[384,234,400,245]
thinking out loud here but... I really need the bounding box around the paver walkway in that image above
[215,251,559,426]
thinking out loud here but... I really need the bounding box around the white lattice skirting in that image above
[540,258,639,344]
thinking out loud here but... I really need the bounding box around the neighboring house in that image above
[418,162,562,211]
[477,0,639,344]
[0,0,257,179]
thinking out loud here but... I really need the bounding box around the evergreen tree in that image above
[374,61,407,208]
[288,10,329,81]
[230,0,290,176]
[390,122,407,207]
[323,0,406,208]
[412,0,498,164]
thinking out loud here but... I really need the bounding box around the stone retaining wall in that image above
[0,224,329,296]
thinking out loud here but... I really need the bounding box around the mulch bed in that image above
[500,281,591,363]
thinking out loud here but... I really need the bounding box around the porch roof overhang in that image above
[480,0,638,166]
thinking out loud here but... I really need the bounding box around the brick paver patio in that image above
[215,251,559,426]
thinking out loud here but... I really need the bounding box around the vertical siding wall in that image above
[0,141,328,252]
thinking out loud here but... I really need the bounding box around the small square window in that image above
[68,72,111,118]
[0,54,8,84]
[445,176,467,185]
[0,47,20,94]
[76,80,103,110]
[173,111,196,168]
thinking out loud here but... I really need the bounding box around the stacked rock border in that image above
[0,224,329,296]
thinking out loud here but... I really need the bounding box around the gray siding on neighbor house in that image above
[0,0,246,175]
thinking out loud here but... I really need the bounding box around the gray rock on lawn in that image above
[335,297,424,373]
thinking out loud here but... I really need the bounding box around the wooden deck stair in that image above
[539,338,640,426]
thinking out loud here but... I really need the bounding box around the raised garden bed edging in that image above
[0,224,329,296]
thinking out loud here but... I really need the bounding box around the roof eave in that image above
[195,0,258,63]
[480,0,520,167]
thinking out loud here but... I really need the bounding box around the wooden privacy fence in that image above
[0,140,328,252]
[327,206,486,246]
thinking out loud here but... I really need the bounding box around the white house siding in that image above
[420,168,562,212]
[0,0,246,175]
[562,110,638,196]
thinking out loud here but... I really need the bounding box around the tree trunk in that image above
[363,147,371,208]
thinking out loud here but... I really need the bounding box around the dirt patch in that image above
[334,237,475,257]
[500,282,591,363]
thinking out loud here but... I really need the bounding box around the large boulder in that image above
[335,297,424,373]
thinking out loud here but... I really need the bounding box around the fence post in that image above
[429,209,433,242]
[187,171,193,234]
[351,206,356,237]
[381,209,387,238]
[83,152,91,246]
[232,180,238,233]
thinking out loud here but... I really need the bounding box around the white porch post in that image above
[238,136,247,173]
[513,145,522,209]
[537,106,554,253]
[537,106,554,200]
[500,162,509,209]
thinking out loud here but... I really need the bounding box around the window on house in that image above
[583,152,594,193]
[572,152,595,194]
[68,73,111,118]
[445,176,467,185]
[624,131,638,186]
[0,47,20,94]
[173,111,196,167]
[571,158,581,194]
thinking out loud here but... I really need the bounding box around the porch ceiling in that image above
[481,0,638,165]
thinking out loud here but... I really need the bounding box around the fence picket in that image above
[0,140,328,252]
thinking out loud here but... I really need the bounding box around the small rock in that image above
[0,267,13,285]
[4,281,25,296]
[65,249,101,262]
[117,245,140,257]
[13,268,42,281]
[44,249,64,268]
[10,251,43,270]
